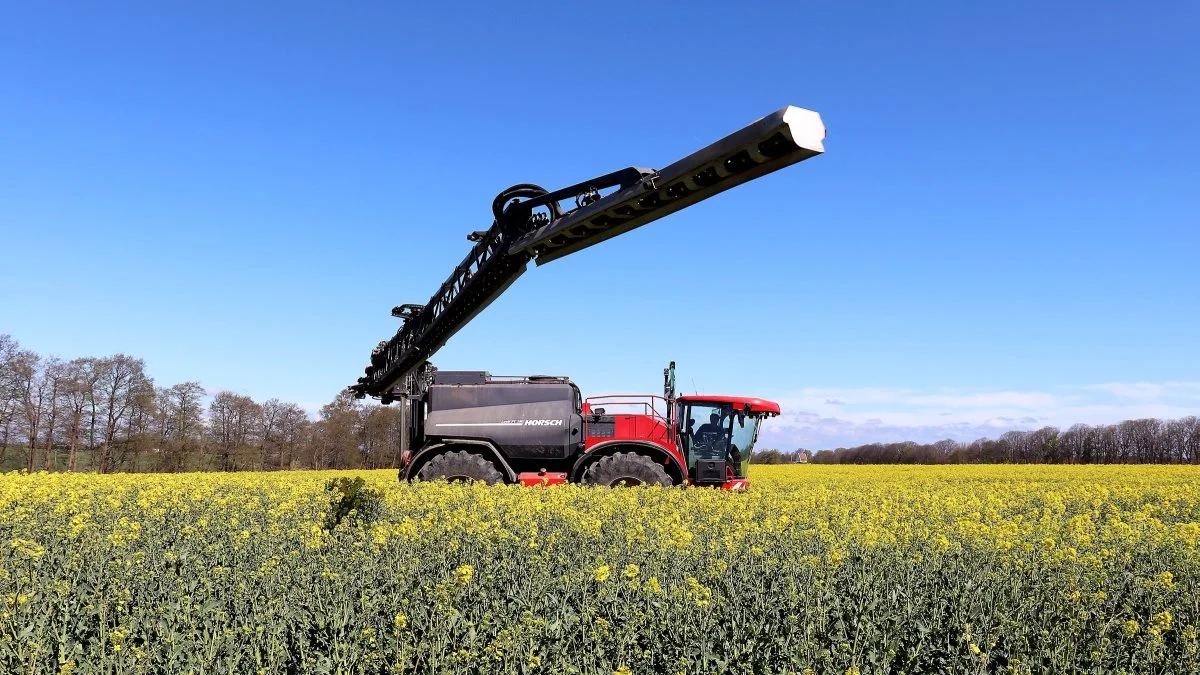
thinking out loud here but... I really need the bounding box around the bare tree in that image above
[155,382,206,471]
[276,403,309,470]
[1028,426,1061,463]
[59,359,96,472]
[1184,417,1200,464]
[257,399,311,470]
[999,430,1031,462]
[314,392,360,469]
[359,404,404,469]
[1060,424,1094,464]
[117,375,157,471]
[95,355,148,473]
[77,358,105,470]
[38,358,66,471]
[208,392,261,471]
[0,335,22,462]
[931,438,960,460]
[12,349,45,472]
[259,398,284,471]
[1116,419,1160,464]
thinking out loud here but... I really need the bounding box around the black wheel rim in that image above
[610,476,644,487]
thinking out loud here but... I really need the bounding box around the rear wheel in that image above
[583,452,673,487]
[417,450,505,484]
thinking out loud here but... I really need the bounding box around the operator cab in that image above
[676,396,779,484]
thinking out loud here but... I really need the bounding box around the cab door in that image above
[679,401,732,483]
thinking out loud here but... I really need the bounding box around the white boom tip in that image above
[781,106,826,154]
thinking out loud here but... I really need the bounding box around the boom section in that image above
[356,221,531,402]
[513,106,825,264]
[350,106,825,401]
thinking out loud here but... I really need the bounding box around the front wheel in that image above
[417,450,505,484]
[582,452,673,487]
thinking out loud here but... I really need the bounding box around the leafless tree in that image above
[116,375,157,471]
[359,405,404,469]
[155,382,206,471]
[999,430,1030,462]
[1028,426,1060,463]
[276,403,309,470]
[12,349,46,472]
[1182,417,1200,464]
[1060,424,1094,464]
[312,392,359,469]
[258,399,311,470]
[95,355,148,473]
[38,358,67,471]
[0,335,22,461]
[59,359,96,472]
[207,392,262,471]
[931,438,959,459]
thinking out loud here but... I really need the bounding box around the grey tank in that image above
[423,371,584,461]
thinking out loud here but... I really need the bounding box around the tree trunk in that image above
[42,401,58,472]
[0,411,12,467]
[42,432,53,472]
[99,436,112,474]
[68,420,79,472]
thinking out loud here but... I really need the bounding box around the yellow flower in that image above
[684,577,712,607]
[10,538,45,560]
[454,565,473,585]
[3,462,1199,672]
[613,666,633,675]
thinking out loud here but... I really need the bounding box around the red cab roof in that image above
[677,395,781,416]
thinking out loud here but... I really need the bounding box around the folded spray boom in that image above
[350,106,825,403]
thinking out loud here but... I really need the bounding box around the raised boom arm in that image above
[349,106,825,402]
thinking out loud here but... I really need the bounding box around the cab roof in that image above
[677,395,781,416]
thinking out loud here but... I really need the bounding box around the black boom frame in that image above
[349,106,825,404]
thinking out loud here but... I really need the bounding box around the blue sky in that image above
[1,2,1197,450]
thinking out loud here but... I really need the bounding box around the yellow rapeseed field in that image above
[2,465,1199,674]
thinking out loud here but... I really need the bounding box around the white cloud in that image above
[1081,382,1200,400]
[758,381,1200,450]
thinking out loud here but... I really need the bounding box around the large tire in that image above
[582,452,673,487]
[417,450,505,484]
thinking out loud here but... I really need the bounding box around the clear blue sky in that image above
[2,2,1197,449]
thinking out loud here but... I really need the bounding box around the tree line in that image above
[0,334,403,473]
[750,448,810,464]
[6,333,1197,472]
[809,418,1200,464]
